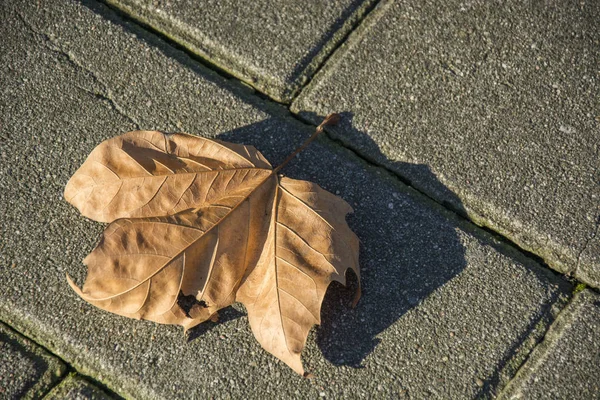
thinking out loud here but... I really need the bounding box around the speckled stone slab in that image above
[104,0,377,102]
[0,1,571,398]
[293,0,600,287]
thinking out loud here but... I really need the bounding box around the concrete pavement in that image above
[292,0,600,288]
[1,0,597,398]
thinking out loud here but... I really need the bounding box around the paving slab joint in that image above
[286,0,383,104]
[476,291,571,398]
[496,289,598,399]
[574,208,600,277]
[43,373,120,400]
[291,0,394,105]
[290,111,576,290]
[0,322,68,399]
[0,319,122,400]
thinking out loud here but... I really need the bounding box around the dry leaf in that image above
[65,115,360,376]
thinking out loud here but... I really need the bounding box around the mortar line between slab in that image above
[494,288,585,400]
[40,373,70,400]
[41,371,122,400]
[86,0,582,284]
[286,0,383,104]
[479,289,571,398]
[0,322,69,399]
[0,318,122,399]
[288,110,578,285]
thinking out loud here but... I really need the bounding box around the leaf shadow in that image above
[215,113,469,369]
[80,0,469,370]
[186,307,245,342]
[313,111,468,368]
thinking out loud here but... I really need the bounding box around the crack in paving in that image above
[15,0,582,286]
[3,3,588,397]
[15,10,141,131]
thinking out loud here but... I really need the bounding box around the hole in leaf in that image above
[177,291,207,318]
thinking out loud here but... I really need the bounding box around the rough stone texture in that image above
[0,323,66,399]
[45,375,113,400]
[104,0,377,103]
[578,222,600,285]
[292,0,600,287]
[0,0,570,399]
[500,289,600,399]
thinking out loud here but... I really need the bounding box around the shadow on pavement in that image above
[186,307,245,342]
[81,0,469,372]
[209,114,468,369]
[301,111,467,368]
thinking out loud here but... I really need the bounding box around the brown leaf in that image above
[64,130,272,222]
[236,178,359,375]
[66,117,360,375]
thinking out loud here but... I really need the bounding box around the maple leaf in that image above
[65,114,360,376]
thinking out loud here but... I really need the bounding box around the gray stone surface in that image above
[1,0,570,399]
[579,222,600,285]
[104,0,377,103]
[45,375,113,400]
[0,323,66,399]
[292,0,600,287]
[500,289,600,399]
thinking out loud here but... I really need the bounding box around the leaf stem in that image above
[273,113,341,174]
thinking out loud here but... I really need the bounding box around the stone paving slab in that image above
[0,322,66,399]
[499,289,600,399]
[104,0,377,103]
[45,375,114,400]
[1,0,570,398]
[292,0,600,287]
